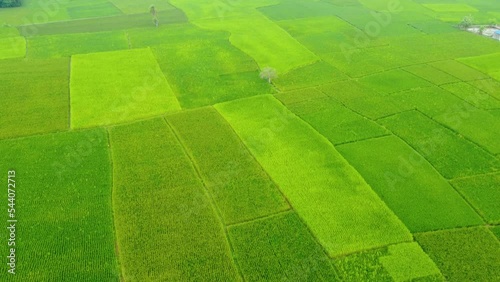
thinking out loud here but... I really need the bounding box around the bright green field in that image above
[336,135,484,232]
[0,129,119,281]
[109,118,240,281]
[1,0,500,280]
[70,48,181,128]
[215,95,412,257]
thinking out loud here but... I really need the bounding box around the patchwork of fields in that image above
[1,0,499,281]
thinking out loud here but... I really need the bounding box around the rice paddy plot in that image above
[415,227,500,281]
[407,20,458,34]
[110,0,178,14]
[441,82,500,110]
[274,87,328,105]
[0,58,69,139]
[434,109,500,154]
[458,52,500,82]
[27,31,129,59]
[450,173,500,224]
[273,61,347,91]
[169,0,279,20]
[379,110,500,179]
[258,1,341,21]
[403,64,460,85]
[492,226,500,240]
[195,15,319,73]
[70,48,181,128]
[19,12,188,36]
[0,25,19,38]
[317,79,378,103]
[429,60,490,81]
[422,4,479,13]
[0,36,25,59]
[215,95,411,257]
[468,79,500,101]
[109,118,240,281]
[166,107,289,225]
[228,211,339,281]
[148,39,270,108]
[336,135,484,232]
[67,2,122,19]
[282,97,390,145]
[0,129,118,281]
[358,69,433,95]
[333,242,443,281]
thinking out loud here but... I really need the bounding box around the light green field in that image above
[358,69,433,94]
[468,79,500,100]
[450,173,500,224]
[281,96,390,145]
[166,107,289,224]
[434,109,500,155]
[27,31,129,58]
[403,64,460,85]
[215,95,411,256]
[67,2,122,19]
[0,36,25,59]
[415,227,500,281]
[429,60,490,81]
[441,82,500,110]
[422,4,478,13]
[273,61,347,91]
[333,242,443,281]
[0,58,69,139]
[70,48,181,128]
[228,211,339,281]
[0,129,118,281]
[336,135,484,232]
[458,52,500,82]
[109,118,240,281]
[379,110,500,179]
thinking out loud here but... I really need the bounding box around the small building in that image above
[493,30,500,40]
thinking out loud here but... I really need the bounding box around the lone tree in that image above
[150,5,159,27]
[259,67,278,84]
[458,15,474,30]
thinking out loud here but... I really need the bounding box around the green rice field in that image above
[0,0,499,280]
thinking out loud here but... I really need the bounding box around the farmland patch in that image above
[27,31,129,59]
[273,61,347,91]
[70,48,180,128]
[336,135,484,232]
[450,173,500,224]
[0,58,69,139]
[166,107,289,225]
[109,118,240,281]
[228,211,339,281]
[215,95,411,257]
[0,36,25,60]
[0,129,118,281]
[358,69,433,95]
[415,227,500,281]
[429,60,489,81]
[379,110,500,179]
[441,82,500,110]
[458,52,500,82]
[67,2,122,19]
[333,242,443,281]
[403,64,460,85]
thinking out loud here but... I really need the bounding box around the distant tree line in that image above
[0,0,21,8]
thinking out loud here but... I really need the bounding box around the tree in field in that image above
[259,67,278,84]
[150,5,159,27]
[458,15,474,30]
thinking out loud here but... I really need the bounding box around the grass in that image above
[336,135,484,232]
[27,31,129,59]
[450,173,500,224]
[333,242,443,281]
[379,110,500,179]
[195,14,319,73]
[228,211,339,281]
[0,36,25,59]
[67,2,122,19]
[358,69,433,95]
[415,227,500,281]
[18,12,188,36]
[165,107,289,225]
[429,60,489,81]
[422,4,478,13]
[468,79,500,101]
[0,129,119,281]
[403,64,460,85]
[280,96,390,145]
[70,48,181,128]
[458,52,500,82]
[215,95,411,257]
[273,61,347,91]
[109,118,240,281]
[0,58,69,139]
[434,109,500,155]
[441,82,500,110]
[492,226,500,240]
